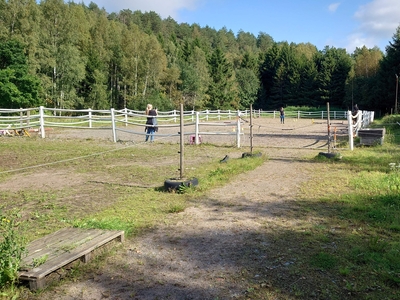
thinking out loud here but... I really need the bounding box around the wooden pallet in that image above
[19,228,124,290]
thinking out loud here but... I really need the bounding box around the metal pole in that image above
[250,105,253,154]
[395,74,398,114]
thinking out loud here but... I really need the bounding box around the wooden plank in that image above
[360,137,384,145]
[23,230,123,278]
[22,228,102,263]
[19,228,124,290]
[358,128,385,145]
[358,128,385,137]
[21,229,123,275]
[23,228,96,259]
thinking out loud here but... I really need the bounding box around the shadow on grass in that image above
[23,191,399,300]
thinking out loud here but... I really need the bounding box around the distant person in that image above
[145,104,158,142]
[279,107,285,124]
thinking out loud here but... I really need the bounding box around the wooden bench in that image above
[358,128,385,145]
[19,228,124,290]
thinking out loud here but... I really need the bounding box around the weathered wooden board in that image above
[358,128,385,145]
[19,228,124,290]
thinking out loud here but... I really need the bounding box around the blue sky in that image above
[91,0,400,53]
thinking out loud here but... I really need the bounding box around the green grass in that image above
[286,114,400,299]
[284,105,345,112]
[71,147,265,236]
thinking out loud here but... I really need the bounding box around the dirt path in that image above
[39,147,321,300]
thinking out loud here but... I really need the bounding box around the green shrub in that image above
[0,212,26,288]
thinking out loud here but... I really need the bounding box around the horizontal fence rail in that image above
[1,107,369,149]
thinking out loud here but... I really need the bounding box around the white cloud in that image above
[328,2,341,13]
[345,33,376,52]
[93,0,201,18]
[351,0,400,49]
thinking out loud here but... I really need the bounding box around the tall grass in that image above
[292,114,400,299]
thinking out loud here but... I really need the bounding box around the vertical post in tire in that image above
[179,103,184,179]
[327,102,331,153]
[250,104,253,154]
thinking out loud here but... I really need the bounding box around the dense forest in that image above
[0,0,400,115]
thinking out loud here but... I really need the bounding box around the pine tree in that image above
[0,39,42,108]
[207,47,235,109]
[375,26,400,114]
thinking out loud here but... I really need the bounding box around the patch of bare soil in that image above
[18,118,347,299]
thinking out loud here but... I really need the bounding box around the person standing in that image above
[279,107,285,124]
[145,104,158,142]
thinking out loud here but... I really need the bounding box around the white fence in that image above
[0,107,244,147]
[347,110,375,151]
[0,107,355,148]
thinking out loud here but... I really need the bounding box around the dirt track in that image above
[45,117,348,150]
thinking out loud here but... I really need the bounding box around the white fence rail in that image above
[347,110,375,151]
[0,107,360,148]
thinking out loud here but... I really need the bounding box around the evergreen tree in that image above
[256,32,274,53]
[207,47,235,109]
[180,46,210,110]
[315,46,351,107]
[79,9,111,109]
[236,67,259,109]
[0,0,396,112]
[375,26,400,114]
[0,39,42,108]
[258,43,280,108]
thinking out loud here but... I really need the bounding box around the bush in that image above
[0,211,26,288]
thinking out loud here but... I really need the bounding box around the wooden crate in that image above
[19,228,124,290]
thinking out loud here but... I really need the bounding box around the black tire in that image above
[164,177,199,192]
[220,155,229,163]
[241,152,262,158]
[318,152,342,159]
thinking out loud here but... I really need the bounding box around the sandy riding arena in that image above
[44,116,347,150]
